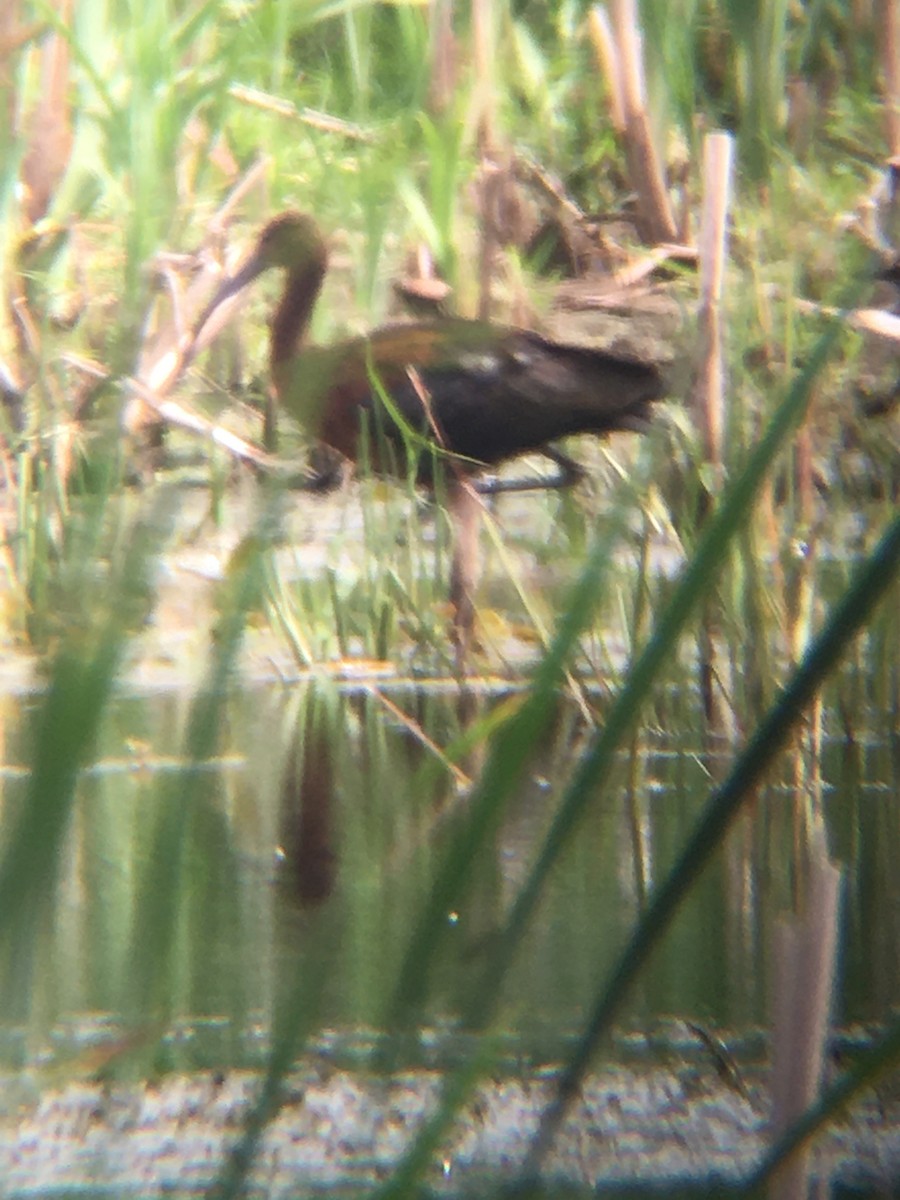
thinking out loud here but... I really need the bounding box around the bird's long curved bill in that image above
[184,254,266,368]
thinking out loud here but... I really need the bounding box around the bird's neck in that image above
[270,263,326,368]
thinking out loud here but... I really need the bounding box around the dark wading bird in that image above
[197,212,667,663]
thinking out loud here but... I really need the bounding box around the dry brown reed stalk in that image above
[769,822,842,1200]
[0,1,33,130]
[623,733,649,909]
[395,0,456,323]
[465,0,514,667]
[694,132,733,481]
[471,0,500,321]
[1,2,72,436]
[227,84,374,143]
[694,131,736,740]
[469,0,528,324]
[588,2,678,245]
[878,0,899,157]
[587,7,624,134]
[791,296,900,341]
[123,159,270,445]
[448,477,483,671]
[428,0,458,117]
[471,0,495,162]
[789,696,825,919]
[123,375,273,470]
[0,3,29,404]
[367,685,472,790]
[19,0,73,225]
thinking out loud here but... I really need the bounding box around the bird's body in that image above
[197,211,667,662]
[276,318,661,484]
[199,212,665,484]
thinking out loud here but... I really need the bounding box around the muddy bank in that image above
[2,1062,897,1196]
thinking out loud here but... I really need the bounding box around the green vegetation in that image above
[0,0,898,1194]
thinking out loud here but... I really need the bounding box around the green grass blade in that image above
[386,485,643,1028]
[0,494,167,949]
[522,509,900,1178]
[377,300,858,1195]
[208,683,344,1199]
[124,499,281,1018]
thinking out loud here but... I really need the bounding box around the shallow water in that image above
[0,480,896,1193]
[0,678,896,1066]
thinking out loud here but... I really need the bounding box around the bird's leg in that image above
[538,445,587,486]
[475,446,586,495]
[448,478,482,673]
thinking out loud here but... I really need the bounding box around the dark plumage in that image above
[199,212,665,484]
[198,211,667,662]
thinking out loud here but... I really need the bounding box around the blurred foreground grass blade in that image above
[377,304,853,1196]
[210,682,344,1200]
[480,301,858,1001]
[209,932,337,1200]
[385,473,649,1031]
[0,494,169,949]
[0,653,115,947]
[522,510,900,1179]
[125,502,281,1018]
[729,0,791,181]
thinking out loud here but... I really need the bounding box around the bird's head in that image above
[250,211,329,277]
[190,211,328,352]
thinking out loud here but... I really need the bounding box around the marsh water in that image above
[0,480,896,1195]
[1,678,896,1048]
[0,660,897,1194]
